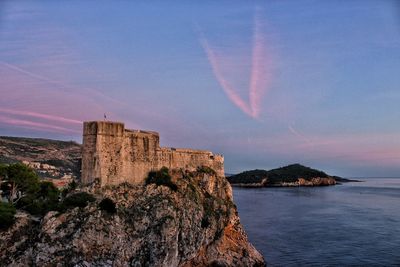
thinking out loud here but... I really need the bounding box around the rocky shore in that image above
[232,176,336,188]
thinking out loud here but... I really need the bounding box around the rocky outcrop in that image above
[0,170,265,266]
[297,177,336,186]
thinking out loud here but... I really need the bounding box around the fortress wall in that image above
[156,148,225,176]
[82,121,225,186]
[96,133,125,186]
[119,130,160,184]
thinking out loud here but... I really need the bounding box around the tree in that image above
[0,202,16,229]
[5,163,40,204]
[0,163,61,215]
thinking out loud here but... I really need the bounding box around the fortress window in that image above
[210,156,214,159]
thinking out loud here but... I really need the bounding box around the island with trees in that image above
[227,164,359,188]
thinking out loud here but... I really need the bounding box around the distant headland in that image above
[227,164,360,188]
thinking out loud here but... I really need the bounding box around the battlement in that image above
[83,121,125,136]
[81,121,224,186]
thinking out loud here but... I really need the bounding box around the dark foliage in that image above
[6,163,40,194]
[59,192,95,211]
[18,181,60,215]
[227,169,269,184]
[61,180,78,198]
[99,198,117,214]
[0,163,7,178]
[197,166,217,175]
[0,202,16,230]
[146,167,178,191]
[1,163,61,215]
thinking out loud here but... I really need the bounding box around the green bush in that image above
[61,180,78,198]
[38,181,59,202]
[0,164,60,216]
[6,163,40,194]
[0,163,7,178]
[60,192,95,211]
[16,181,60,215]
[21,199,45,215]
[0,202,16,230]
[99,198,116,214]
[197,166,216,175]
[146,167,177,191]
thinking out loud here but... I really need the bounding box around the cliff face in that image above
[1,170,265,266]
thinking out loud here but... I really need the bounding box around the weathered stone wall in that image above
[82,121,125,187]
[82,121,224,186]
[156,148,224,176]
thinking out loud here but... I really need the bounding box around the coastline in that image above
[230,177,362,188]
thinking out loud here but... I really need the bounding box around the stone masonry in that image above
[81,121,224,186]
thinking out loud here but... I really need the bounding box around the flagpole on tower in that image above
[104,113,107,121]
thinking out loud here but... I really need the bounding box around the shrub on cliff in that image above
[59,192,95,211]
[18,181,60,215]
[0,202,16,230]
[197,166,216,175]
[146,167,178,191]
[61,180,78,198]
[99,198,116,214]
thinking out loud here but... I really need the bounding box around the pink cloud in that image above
[200,9,271,119]
[0,107,82,125]
[249,11,271,118]
[0,115,80,134]
[200,38,253,116]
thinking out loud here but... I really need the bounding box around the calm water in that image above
[233,178,400,266]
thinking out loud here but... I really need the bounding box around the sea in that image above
[233,178,400,266]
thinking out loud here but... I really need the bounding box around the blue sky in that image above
[1,0,400,177]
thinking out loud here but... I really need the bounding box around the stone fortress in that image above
[82,121,224,187]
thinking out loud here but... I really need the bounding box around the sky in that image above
[1,0,400,177]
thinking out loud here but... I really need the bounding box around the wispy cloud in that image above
[0,61,123,106]
[0,107,82,125]
[288,124,312,144]
[199,8,271,118]
[0,115,80,134]
[199,38,253,116]
[249,9,270,117]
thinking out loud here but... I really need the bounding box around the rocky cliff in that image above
[0,169,265,266]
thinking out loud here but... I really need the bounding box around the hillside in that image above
[1,169,265,266]
[0,136,81,182]
[228,164,342,187]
